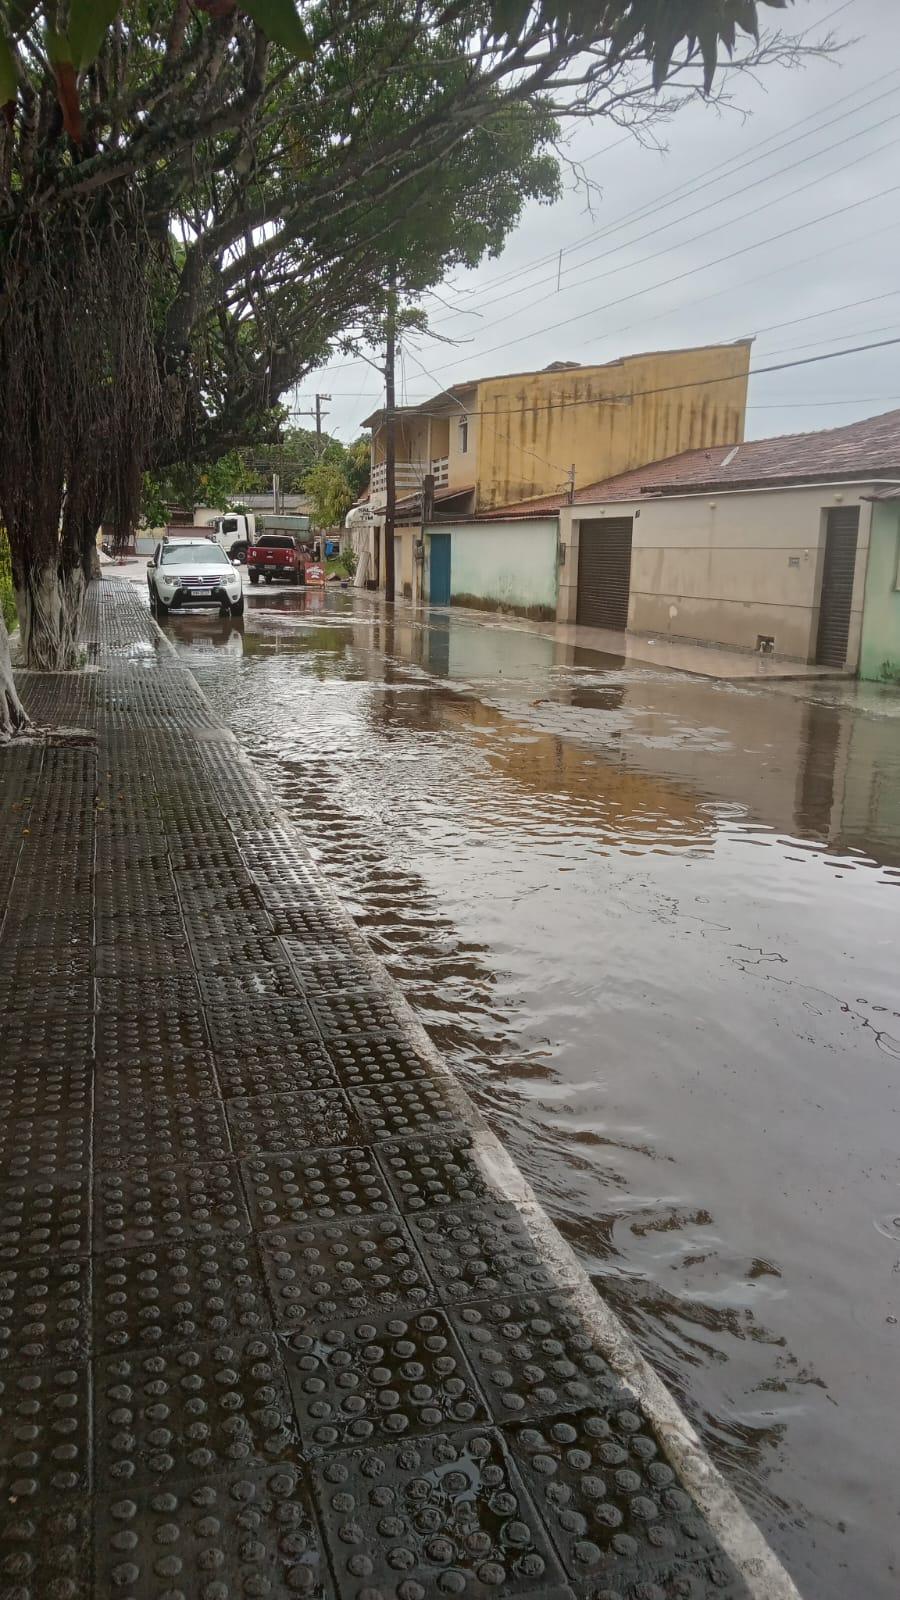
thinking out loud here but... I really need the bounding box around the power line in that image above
[430,122,900,350]
[759,320,900,362]
[529,220,900,378]
[429,108,900,332]
[402,342,571,482]
[745,288,900,343]
[406,337,900,422]
[316,284,900,408]
[426,179,900,375]
[286,65,900,384]
[325,227,900,433]
[445,54,899,304]
[746,395,900,409]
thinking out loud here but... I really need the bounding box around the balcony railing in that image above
[369,457,451,506]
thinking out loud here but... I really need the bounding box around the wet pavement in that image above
[140,582,900,1600]
[0,578,801,1600]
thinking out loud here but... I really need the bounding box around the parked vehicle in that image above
[147,536,244,617]
[247,534,305,585]
[215,513,254,562]
[213,512,311,563]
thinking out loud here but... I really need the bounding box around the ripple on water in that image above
[169,598,900,1600]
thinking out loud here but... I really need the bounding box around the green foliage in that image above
[0,0,808,636]
[303,456,357,531]
[242,0,312,58]
[0,27,15,107]
[489,0,790,93]
[345,438,372,502]
[301,436,370,530]
[68,0,120,71]
[141,451,263,526]
[141,424,360,523]
[0,532,16,633]
[0,0,313,137]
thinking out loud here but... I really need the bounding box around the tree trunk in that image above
[0,613,28,741]
[16,563,86,671]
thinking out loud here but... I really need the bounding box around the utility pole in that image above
[289,394,330,452]
[384,270,397,604]
[314,393,331,454]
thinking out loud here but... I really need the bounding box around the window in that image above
[161,543,224,566]
[222,516,238,534]
[458,415,468,454]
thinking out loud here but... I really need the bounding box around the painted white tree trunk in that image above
[0,612,28,740]
[17,564,86,671]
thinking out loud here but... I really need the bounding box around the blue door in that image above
[429,533,451,604]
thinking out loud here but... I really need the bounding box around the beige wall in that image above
[474,343,749,511]
[369,394,476,487]
[558,483,879,666]
[446,394,477,489]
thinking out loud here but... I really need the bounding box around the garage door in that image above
[576,518,633,630]
[815,506,859,667]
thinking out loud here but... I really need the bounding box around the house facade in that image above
[552,410,900,673]
[421,408,900,677]
[358,341,751,601]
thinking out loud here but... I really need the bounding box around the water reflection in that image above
[166,589,900,1600]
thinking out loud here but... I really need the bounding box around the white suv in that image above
[147,537,244,618]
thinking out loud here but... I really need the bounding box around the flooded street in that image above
[162,587,900,1600]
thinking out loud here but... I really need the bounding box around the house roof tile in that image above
[479,407,900,517]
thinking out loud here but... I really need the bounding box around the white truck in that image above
[213,512,310,561]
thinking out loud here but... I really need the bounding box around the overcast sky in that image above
[298,0,899,447]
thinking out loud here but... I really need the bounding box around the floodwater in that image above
[161,588,900,1600]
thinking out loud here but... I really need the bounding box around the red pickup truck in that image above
[247,534,304,585]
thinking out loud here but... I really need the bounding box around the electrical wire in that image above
[401,341,572,481]
[425,180,900,375]
[429,124,900,349]
[407,336,900,422]
[431,109,900,329]
[446,49,896,304]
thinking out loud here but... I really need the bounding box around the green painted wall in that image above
[437,518,558,618]
[859,504,900,683]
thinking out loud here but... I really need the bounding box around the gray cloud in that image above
[307,0,898,450]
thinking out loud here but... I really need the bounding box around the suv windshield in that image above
[161,544,225,566]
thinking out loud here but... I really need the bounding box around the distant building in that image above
[358,342,751,601]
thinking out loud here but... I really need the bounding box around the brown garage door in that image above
[576,518,633,630]
[815,507,859,667]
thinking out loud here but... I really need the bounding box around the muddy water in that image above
[164,591,900,1600]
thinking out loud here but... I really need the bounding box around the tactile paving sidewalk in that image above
[0,581,771,1600]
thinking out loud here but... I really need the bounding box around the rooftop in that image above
[478,407,900,516]
[361,339,752,428]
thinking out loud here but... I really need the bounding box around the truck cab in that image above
[214,512,256,562]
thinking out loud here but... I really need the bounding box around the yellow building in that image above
[360,342,751,600]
